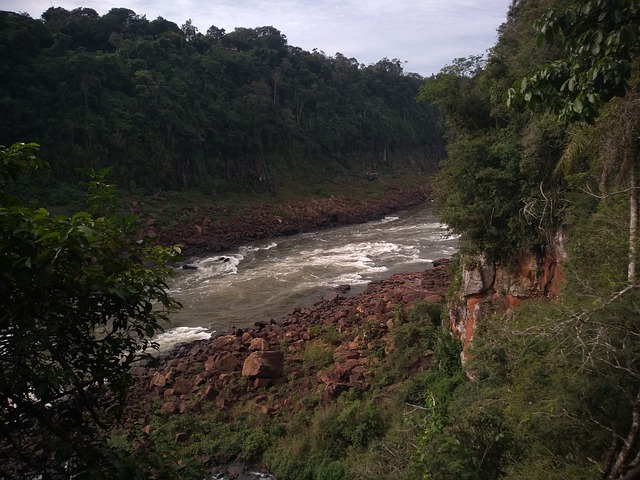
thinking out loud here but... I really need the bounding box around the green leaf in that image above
[38,231,60,242]
[573,99,584,114]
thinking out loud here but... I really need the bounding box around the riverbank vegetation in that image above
[124,301,460,480]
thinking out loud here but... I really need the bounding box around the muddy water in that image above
[157,204,457,350]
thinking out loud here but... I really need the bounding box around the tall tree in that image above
[0,143,181,478]
[510,0,640,283]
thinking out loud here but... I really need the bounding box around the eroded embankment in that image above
[144,184,432,257]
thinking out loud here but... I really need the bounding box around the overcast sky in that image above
[2,0,513,77]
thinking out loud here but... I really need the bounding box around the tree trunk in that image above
[609,387,640,479]
[629,157,638,285]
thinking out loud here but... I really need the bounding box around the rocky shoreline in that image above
[123,183,454,477]
[148,184,432,257]
[124,259,451,477]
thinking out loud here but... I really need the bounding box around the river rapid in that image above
[156,203,457,351]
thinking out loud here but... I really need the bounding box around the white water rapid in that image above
[156,204,457,351]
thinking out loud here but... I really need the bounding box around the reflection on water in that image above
[155,204,457,351]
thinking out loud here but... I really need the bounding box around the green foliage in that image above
[261,302,462,480]
[423,0,569,257]
[264,397,384,479]
[418,194,640,478]
[146,408,276,466]
[302,340,335,374]
[509,0,640,123]
[418,1,640,476]
[0,9,444,193]
[0,142,181,478]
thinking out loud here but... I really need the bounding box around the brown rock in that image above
[204,385,219,400]
[211,335,238,350]
[317,370,332,385]
[172,377,193,396]
[241,331,254,344]
[163,388,175,397]
[242,351,285,378]
[149,371,167,388]
[219,371,241,383]
[253,377,275,389]
[216,352,241,373]
[204,355,217,372]
[423,294,442,303]
[160,401,178,416]
[249,337,270,351]
[175,432,189,443]
[322,382,350,401]
[175,361,189,373]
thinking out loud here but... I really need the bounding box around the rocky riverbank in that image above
[145,184,431,257]
[123,259,451,477]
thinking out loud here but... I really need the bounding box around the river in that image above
[156,203,458,351]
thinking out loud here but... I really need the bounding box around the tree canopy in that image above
[0,8,444,194]
[0,142,181,478]
[508,0,640,123]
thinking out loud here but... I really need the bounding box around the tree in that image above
[0,142,181,478]
[505,2,640,477]
[507,0,640,124]
[181,18,198,42]
[205,24,225,42]
[509,0,640,285]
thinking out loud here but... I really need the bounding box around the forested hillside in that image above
[419,0,640,478]
[0,8,443,194]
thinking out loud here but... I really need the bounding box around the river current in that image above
[156,204,458,351]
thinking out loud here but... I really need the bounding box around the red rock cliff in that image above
[449,228,568,360]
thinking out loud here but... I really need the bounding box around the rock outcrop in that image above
[449,228,568,360]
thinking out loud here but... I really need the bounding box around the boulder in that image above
[149,371,167,388]
[204,353,240,373]
[241,331,254,344]
[211,335,239,350]
[248,337,270,351]
[172,377,193,396]
[241,351,284,378]
[160,401,178,416]
[204,385,219,400]
[216,352,241,373]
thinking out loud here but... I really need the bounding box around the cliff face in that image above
[449,229,568,360]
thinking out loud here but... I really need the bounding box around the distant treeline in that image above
[0,8,445,192]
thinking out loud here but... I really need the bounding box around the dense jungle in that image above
[1,0,640,479]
